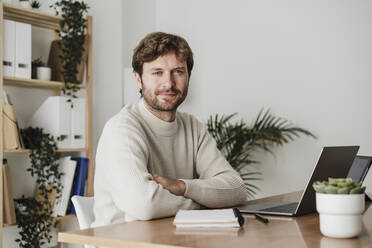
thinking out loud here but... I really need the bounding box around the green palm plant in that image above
[207,109,316,199]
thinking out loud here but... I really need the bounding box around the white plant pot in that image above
[316,193,365,238]
[19,1,30,8]
[37,67,52,81]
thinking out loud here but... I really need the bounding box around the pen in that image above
[233,208,245,226]
[255,213,269,223]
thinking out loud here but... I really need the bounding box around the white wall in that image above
[85,0,124,151]
[154,0,372,198]
[119,0,372,198]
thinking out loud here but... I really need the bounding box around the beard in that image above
[141,82,188,112]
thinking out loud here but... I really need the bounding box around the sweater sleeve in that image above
[97,118,200,221]
[181,121,247,208]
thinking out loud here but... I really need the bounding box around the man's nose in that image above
[162,72,175,89]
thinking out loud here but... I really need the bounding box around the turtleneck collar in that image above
[138,99,179,136]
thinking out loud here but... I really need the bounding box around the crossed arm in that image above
[101,119,247,221]
[146,123,247,209]
[152,174,186,196]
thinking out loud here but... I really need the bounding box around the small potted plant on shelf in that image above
[313,178,366,238]
[30,0,41,10]
[32,57,51,81]
[31,56,43,79]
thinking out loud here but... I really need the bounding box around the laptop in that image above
[346,155,372,184]
[238,146,360,216]
[347,155,372,202]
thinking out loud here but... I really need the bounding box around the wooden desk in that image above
[58,192,372,248]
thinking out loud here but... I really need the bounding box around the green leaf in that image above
[208,110,316,199]
[17,126,64,246]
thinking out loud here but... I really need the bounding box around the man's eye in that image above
[153,71,162,75]
[175,70,184,74]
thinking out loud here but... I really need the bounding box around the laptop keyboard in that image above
[261,202,298,213]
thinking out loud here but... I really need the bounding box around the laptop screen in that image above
[347,156,372,183]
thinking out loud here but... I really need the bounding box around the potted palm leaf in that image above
[207,109,316,199]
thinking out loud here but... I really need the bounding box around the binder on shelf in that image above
[67,157,89,214]
[52,156,77,217]
[3,20,16,77]
[2,104,22,150]
[28,96,71,148]
[3,160,17,225]
[15,22,31,79]
[71,98,86,148]
[2,92,22,150]
[28,96,86,148]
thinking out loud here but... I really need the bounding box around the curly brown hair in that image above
[132,32,194,77]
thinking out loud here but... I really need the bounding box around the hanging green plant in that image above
[50,0,89,102]
[15,127,63,248]
[207,109,316,199]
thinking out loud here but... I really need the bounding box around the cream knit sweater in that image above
[91,100,247,227]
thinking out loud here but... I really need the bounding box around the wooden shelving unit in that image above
[4,76,86,90]
[3,214,76,228]
[0,1,93,247]
[4,148,88,153]
[3,2,61,29]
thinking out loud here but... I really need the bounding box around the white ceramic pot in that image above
[316,193,365,238]
[19,0,30,8]
[36,67,52,81]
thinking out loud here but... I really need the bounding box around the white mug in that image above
[37,67,52,81]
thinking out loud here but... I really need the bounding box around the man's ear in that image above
[134,72,142,89]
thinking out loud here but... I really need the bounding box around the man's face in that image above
[134,52,189,113]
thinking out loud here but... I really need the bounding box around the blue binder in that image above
[68,157,89,214]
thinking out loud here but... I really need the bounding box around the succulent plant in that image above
[313,178,366,194]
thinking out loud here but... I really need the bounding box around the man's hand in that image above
[152,174,186,196]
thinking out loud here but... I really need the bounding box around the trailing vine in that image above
[15,127,63,248]
[50,0,89,101]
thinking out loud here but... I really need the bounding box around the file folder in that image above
[52,156,77,217]
[2,104,22,150]
[3,163,17,225]
[71,98,86,148]
[28,96,86,148]
[67,157,89,214]
[28,96,72,148]
[15,22,31,79]
[3,20,16,77]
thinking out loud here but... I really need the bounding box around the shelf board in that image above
[3,76,86,90]
[3,2,62,30]
[3,223,15,227]
[3,214,76,227]
[4,148,88,153]
[55,214,76,221]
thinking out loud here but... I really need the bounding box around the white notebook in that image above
[173,209,244,228]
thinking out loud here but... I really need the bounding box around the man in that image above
[92,32,247,227]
